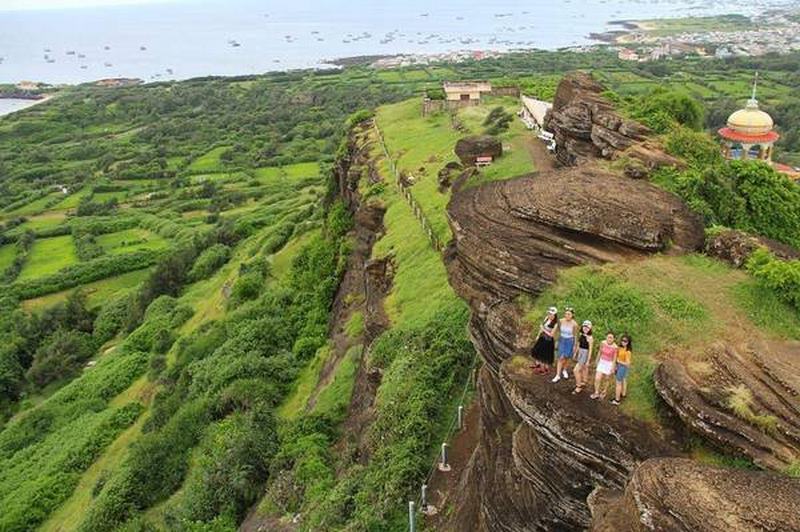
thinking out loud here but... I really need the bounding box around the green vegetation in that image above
[2,45,799,531]
[746,248,800,311]
[520,254,788,423]
[653,127,800,248]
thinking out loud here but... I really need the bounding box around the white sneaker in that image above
[551,375,561,383]
[562,370,569,379]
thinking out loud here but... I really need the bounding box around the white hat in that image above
[547,306,558,314]
[582,320,592,328]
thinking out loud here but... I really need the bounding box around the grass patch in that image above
[731,279,800,340]
[345,311,365,339]
[311,345,361,422]
[726,384,779,434]
[187,146,230,173]
[0,243,16,272]
[18,235,78,281]
[278,343,332,420]
[254,162,322,183]
[96,228,169,256]
[22,268,152,312]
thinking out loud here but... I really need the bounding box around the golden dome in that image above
[727,99,774,136]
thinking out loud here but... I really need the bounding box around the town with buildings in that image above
[613,8,800,62]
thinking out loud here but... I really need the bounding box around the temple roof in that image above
[718,127,780,144]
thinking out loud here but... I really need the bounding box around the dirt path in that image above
[523,135,556,173]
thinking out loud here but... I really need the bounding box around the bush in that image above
[746,248,800,311]
[26,329,97,387]
[188,244,231,282]
[628,88,705,133]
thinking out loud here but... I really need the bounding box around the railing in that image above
[372,122,444,254]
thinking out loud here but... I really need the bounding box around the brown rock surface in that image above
[705,228,800,268]
[442,166,704,530]
[454,135,503,166]
[655,341,800,470]
[544,72,682,173]
[589,458,800,532]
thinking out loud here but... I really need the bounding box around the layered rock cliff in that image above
[543,72,682,174]
[441,72,800,531]
[442,165,704,530]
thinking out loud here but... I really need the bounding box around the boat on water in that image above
[80,65,88,69]
[66,50,76,55]
[104,62,112,67]
[104,45,111,50]
[78,53,86,58]
[140,46,147,51]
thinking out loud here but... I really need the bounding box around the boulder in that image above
[454,135,502,166]
[654,341,800,471]
[589,458,800,532]
[705,228,800,267]
[544,71,678,172]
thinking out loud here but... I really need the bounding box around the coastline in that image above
[0,95,54,118]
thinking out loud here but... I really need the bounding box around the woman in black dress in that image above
[531,306,558,375]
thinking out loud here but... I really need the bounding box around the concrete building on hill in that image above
[443,81,492,104]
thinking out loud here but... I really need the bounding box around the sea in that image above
[0,0,796,87]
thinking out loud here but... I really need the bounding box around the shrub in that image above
[188,244,231,282]
[26,329,97,387]
[746,248,800,311]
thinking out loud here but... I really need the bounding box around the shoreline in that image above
[0,95,54,118]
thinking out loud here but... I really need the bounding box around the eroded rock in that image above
[544,72,682,174]
[705,228,800,268]
[454,135,503,166]
[589,458,800,532]
[654,342,800,471]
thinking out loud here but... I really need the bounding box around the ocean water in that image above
[0,0,794,84]
[0,98,47,117]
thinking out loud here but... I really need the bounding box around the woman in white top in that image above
[552,308,578,383]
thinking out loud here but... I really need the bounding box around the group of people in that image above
[530,307,632,405]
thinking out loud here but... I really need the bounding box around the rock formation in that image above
[589,458,800,532]
[454,135,503,166]
[705,228,800,268]
[655,341,800,470]
[442,166,704,530]
[544,72,682,174]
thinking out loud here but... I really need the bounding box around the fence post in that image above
[458,405,464,430]
[438,442,451,472]
[409,501,416,532]
[421,484,428,511]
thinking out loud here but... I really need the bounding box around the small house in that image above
[443,81,492,104]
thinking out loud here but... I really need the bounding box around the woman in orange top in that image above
[611,334,632,406]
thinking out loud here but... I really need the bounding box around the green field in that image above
[376,96,536,242]
[0,243,16,272]
[253,161,322,182]
[4,193,60,217]
[96,228,169,255]
[22,268,153,312]
[53,187,92,210]
[18,235,78,281]
[187,146,230,173]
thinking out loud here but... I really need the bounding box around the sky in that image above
[0,0,177,11]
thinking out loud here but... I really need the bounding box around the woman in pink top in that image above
[591,332,618,400]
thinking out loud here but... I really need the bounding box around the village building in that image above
[442,80,492,104]
[16,81,40,91]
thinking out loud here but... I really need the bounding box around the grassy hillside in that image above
[0,47,799,531]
